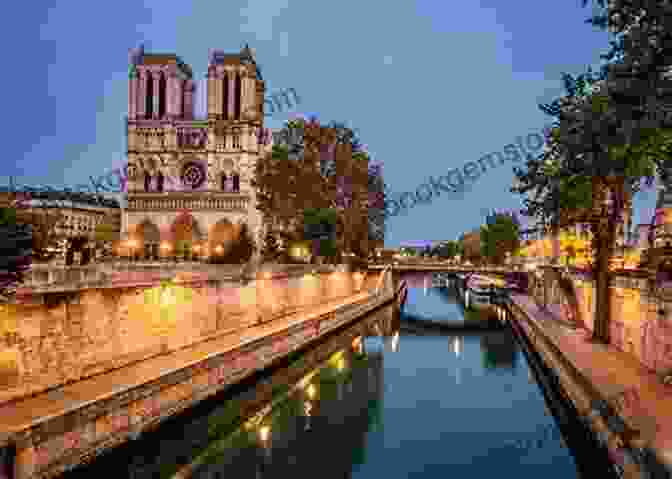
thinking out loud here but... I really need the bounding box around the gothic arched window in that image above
[235,74,242,120]
[144,171,151,192]
[157,171,164,192]
[233,173,240,192]
[158,73,166,118]
[145,73,153,119]
[222,74,228,120]
[221,174,228,192]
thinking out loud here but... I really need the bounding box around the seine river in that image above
[61,273,587,478]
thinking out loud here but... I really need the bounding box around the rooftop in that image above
[0,188,120,209]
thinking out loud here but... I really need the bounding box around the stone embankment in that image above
[0,266,400,478]
[509,294,672,479]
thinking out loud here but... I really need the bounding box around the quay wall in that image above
[507,299,646,478]
[529,267,672,376]
[1,269,398,479]
[0,268,377,405]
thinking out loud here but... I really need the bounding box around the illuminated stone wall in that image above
[0,271,376,405]
[6,283,395,479]
[539,269,672,374]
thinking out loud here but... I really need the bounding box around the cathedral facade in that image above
[123,45,270,260]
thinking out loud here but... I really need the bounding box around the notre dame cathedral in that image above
[122,45,272,260]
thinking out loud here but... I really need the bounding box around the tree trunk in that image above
[590,176,624,344]
[592,221,615,343]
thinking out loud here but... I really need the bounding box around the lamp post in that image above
[127,239,137,263]
[160,242,170,262]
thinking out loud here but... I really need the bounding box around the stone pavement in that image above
[0,291,372,442]
[511,293,672,476]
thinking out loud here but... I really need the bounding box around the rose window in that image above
[181,162,206,189]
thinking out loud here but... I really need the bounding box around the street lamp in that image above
[160,242,171,262]
[127,239,138,262]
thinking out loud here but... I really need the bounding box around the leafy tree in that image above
[480,215,520,265]
[253,117,376,262]
[212,223,255,264]
[435,240,462,260]
[461,231,482,263]
[512,0,672,342]
[368,161,386,247]
[94,215,119,260]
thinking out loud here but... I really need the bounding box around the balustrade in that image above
[130,127,168,151]
[126,194,249,212]
[176,127,208,149]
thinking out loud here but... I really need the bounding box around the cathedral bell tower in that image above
[128,45,195,121]
[206,45,265,125]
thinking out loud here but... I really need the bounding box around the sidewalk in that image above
[0,291,373,443]
[510,293,672,474]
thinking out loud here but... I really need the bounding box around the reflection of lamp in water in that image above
[451,336,462,357]
[450,336,462,385]
[258,425,271,462]
[304,401,313,431]
[391,331,399,352]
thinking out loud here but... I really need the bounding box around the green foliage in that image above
[433,240,462,259]
[0,207,17,226]
[480,215,520,264]
[318,237,338,257]
[304,207,337,226]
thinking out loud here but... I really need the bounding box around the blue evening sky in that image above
[2,0,657,247]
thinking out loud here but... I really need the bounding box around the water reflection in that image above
[187,345,386,479]
[61,277,582,479]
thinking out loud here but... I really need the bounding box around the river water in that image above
[61,273,582,478]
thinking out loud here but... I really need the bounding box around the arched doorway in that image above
[208,219,240,263]
[136,220,161,260]
[171,212,204,261]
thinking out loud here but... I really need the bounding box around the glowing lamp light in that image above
[215,245,223,254]
[307,384,316,399]
[259,426,270,442]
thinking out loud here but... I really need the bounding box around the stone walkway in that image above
[0,291,373,442]
[511,293,672,474]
